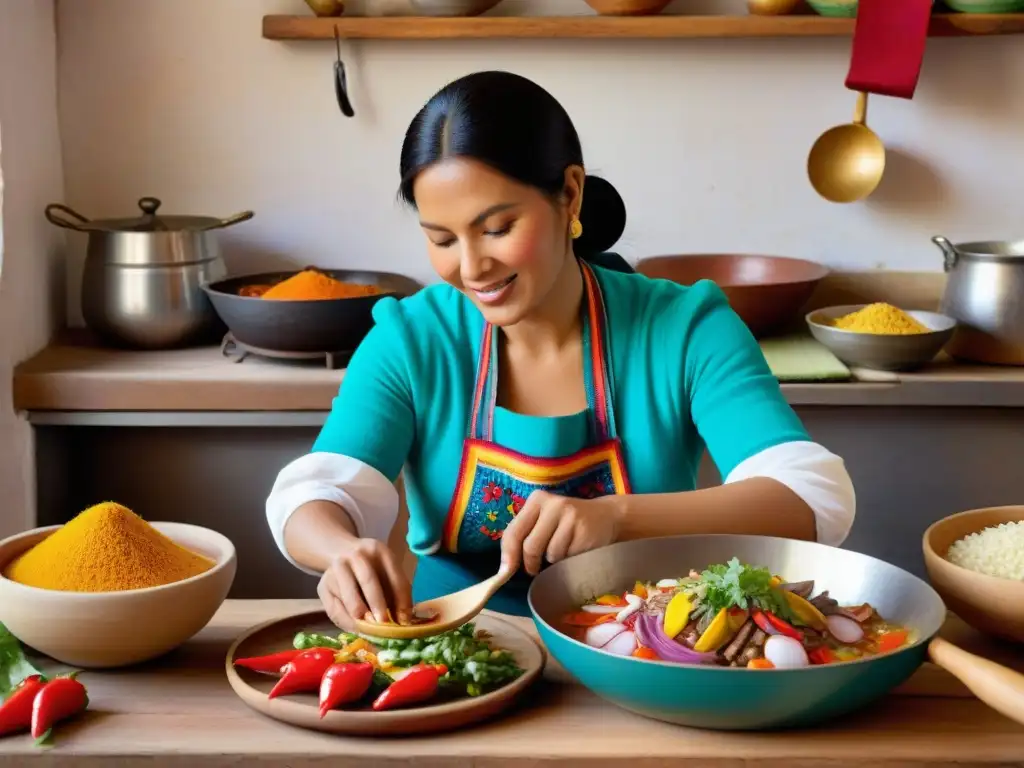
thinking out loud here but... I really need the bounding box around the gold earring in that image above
[570,217,583,240]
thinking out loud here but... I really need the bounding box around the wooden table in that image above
[1,600,1022,767]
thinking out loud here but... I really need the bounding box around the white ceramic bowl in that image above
[0,522,237,668]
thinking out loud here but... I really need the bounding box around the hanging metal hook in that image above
[333,25,355,118]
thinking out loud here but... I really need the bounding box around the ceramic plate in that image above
[225,609,545,736]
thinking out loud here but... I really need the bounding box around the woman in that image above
[266,71,855,631]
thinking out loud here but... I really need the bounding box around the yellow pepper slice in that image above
[770,576,783,587]
[662,592,692,639]
[633,581,649,600]
[727,607,749,631]
[781,590,828,630]
[694,608,734,653]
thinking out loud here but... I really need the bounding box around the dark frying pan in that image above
[528,534,1024,730]
[202,269,421,353]
[635,254,829,338]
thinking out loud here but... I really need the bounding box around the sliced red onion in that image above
[826,614,864,644]
[616,603,640,623]
[582,603,623,615]
[603,631,639,656]
[585,621,627,648]
[633,613,720,665]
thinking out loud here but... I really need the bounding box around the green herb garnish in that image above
[293,622,524,699]
[690,557,793,620]
[0,622,42,705]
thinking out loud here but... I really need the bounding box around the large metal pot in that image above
[45,197,254,349]
[932,236,1024,365]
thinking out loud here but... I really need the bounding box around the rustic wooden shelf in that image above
[263,13,1024,40]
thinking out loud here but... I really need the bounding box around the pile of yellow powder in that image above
[2,502,214,593]
[830,303,930,335]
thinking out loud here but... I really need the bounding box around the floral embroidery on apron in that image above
[441,261,633,554]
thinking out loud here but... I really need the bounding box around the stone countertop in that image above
[13,333,1024,413]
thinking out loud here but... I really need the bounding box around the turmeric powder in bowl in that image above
[829,302,930,335]
[1,502,214,593]
[257,269,383,301]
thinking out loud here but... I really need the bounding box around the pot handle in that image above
[932,235,959,273]
[928,636,1024,726]
[199,211,255,232]
[44,204,92,231]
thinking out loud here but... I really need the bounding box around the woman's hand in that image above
[317,538,413,632]
[500,490,622,576]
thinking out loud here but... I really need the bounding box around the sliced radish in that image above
[603,631,638,656]
[655,579,678,589]
[826,614,865,644]
[585,621,627,648]
[582,603,623,615]
[763,635,809,669]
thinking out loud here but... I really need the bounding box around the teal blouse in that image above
[312,261,809,615]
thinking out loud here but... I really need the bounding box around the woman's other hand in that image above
[318,538,413,632]
[500,490,622,576]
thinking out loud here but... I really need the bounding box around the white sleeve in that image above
[265,452,401,576]
[723,441,855,548]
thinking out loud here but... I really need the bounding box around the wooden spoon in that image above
[352,567,515,640]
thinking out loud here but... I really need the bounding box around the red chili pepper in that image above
[808,646,838,665]
[752,609,803,641]
[268,648,337,699]
[318,662,375,718]
[0,675,46,737]
[30,675,88,740]
[371,664,446,712]
[233,648,307,675]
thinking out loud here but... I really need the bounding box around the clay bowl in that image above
[635,254,829,338]
[585,0,673,14]
[0,522,237,668]
[923,506,1024,644]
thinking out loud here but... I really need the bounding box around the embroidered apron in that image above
[441,260,633,557]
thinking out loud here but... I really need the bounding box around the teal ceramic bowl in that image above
[529,534,951,730]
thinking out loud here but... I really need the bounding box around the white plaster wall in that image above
[53,0,1024,324]
[0,0,67,537]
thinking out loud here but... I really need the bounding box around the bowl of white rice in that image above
[923,506,1024,644]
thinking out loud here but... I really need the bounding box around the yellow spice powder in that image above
[2,502,214,592]
[831,303,930,335]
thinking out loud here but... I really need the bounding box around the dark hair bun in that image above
[576,175,626,258]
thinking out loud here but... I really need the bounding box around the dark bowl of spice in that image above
[202,267,422,354]
[0,502,237,669]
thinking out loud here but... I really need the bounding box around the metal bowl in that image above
[806,305,957,372]
[202,269,421,354]
[635,254,829,338]
[528,534,1024,730]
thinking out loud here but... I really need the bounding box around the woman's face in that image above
[412,157,580,327]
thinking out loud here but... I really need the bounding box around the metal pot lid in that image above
[44,197,254,233]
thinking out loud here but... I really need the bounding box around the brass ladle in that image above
[807,91,886,204]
